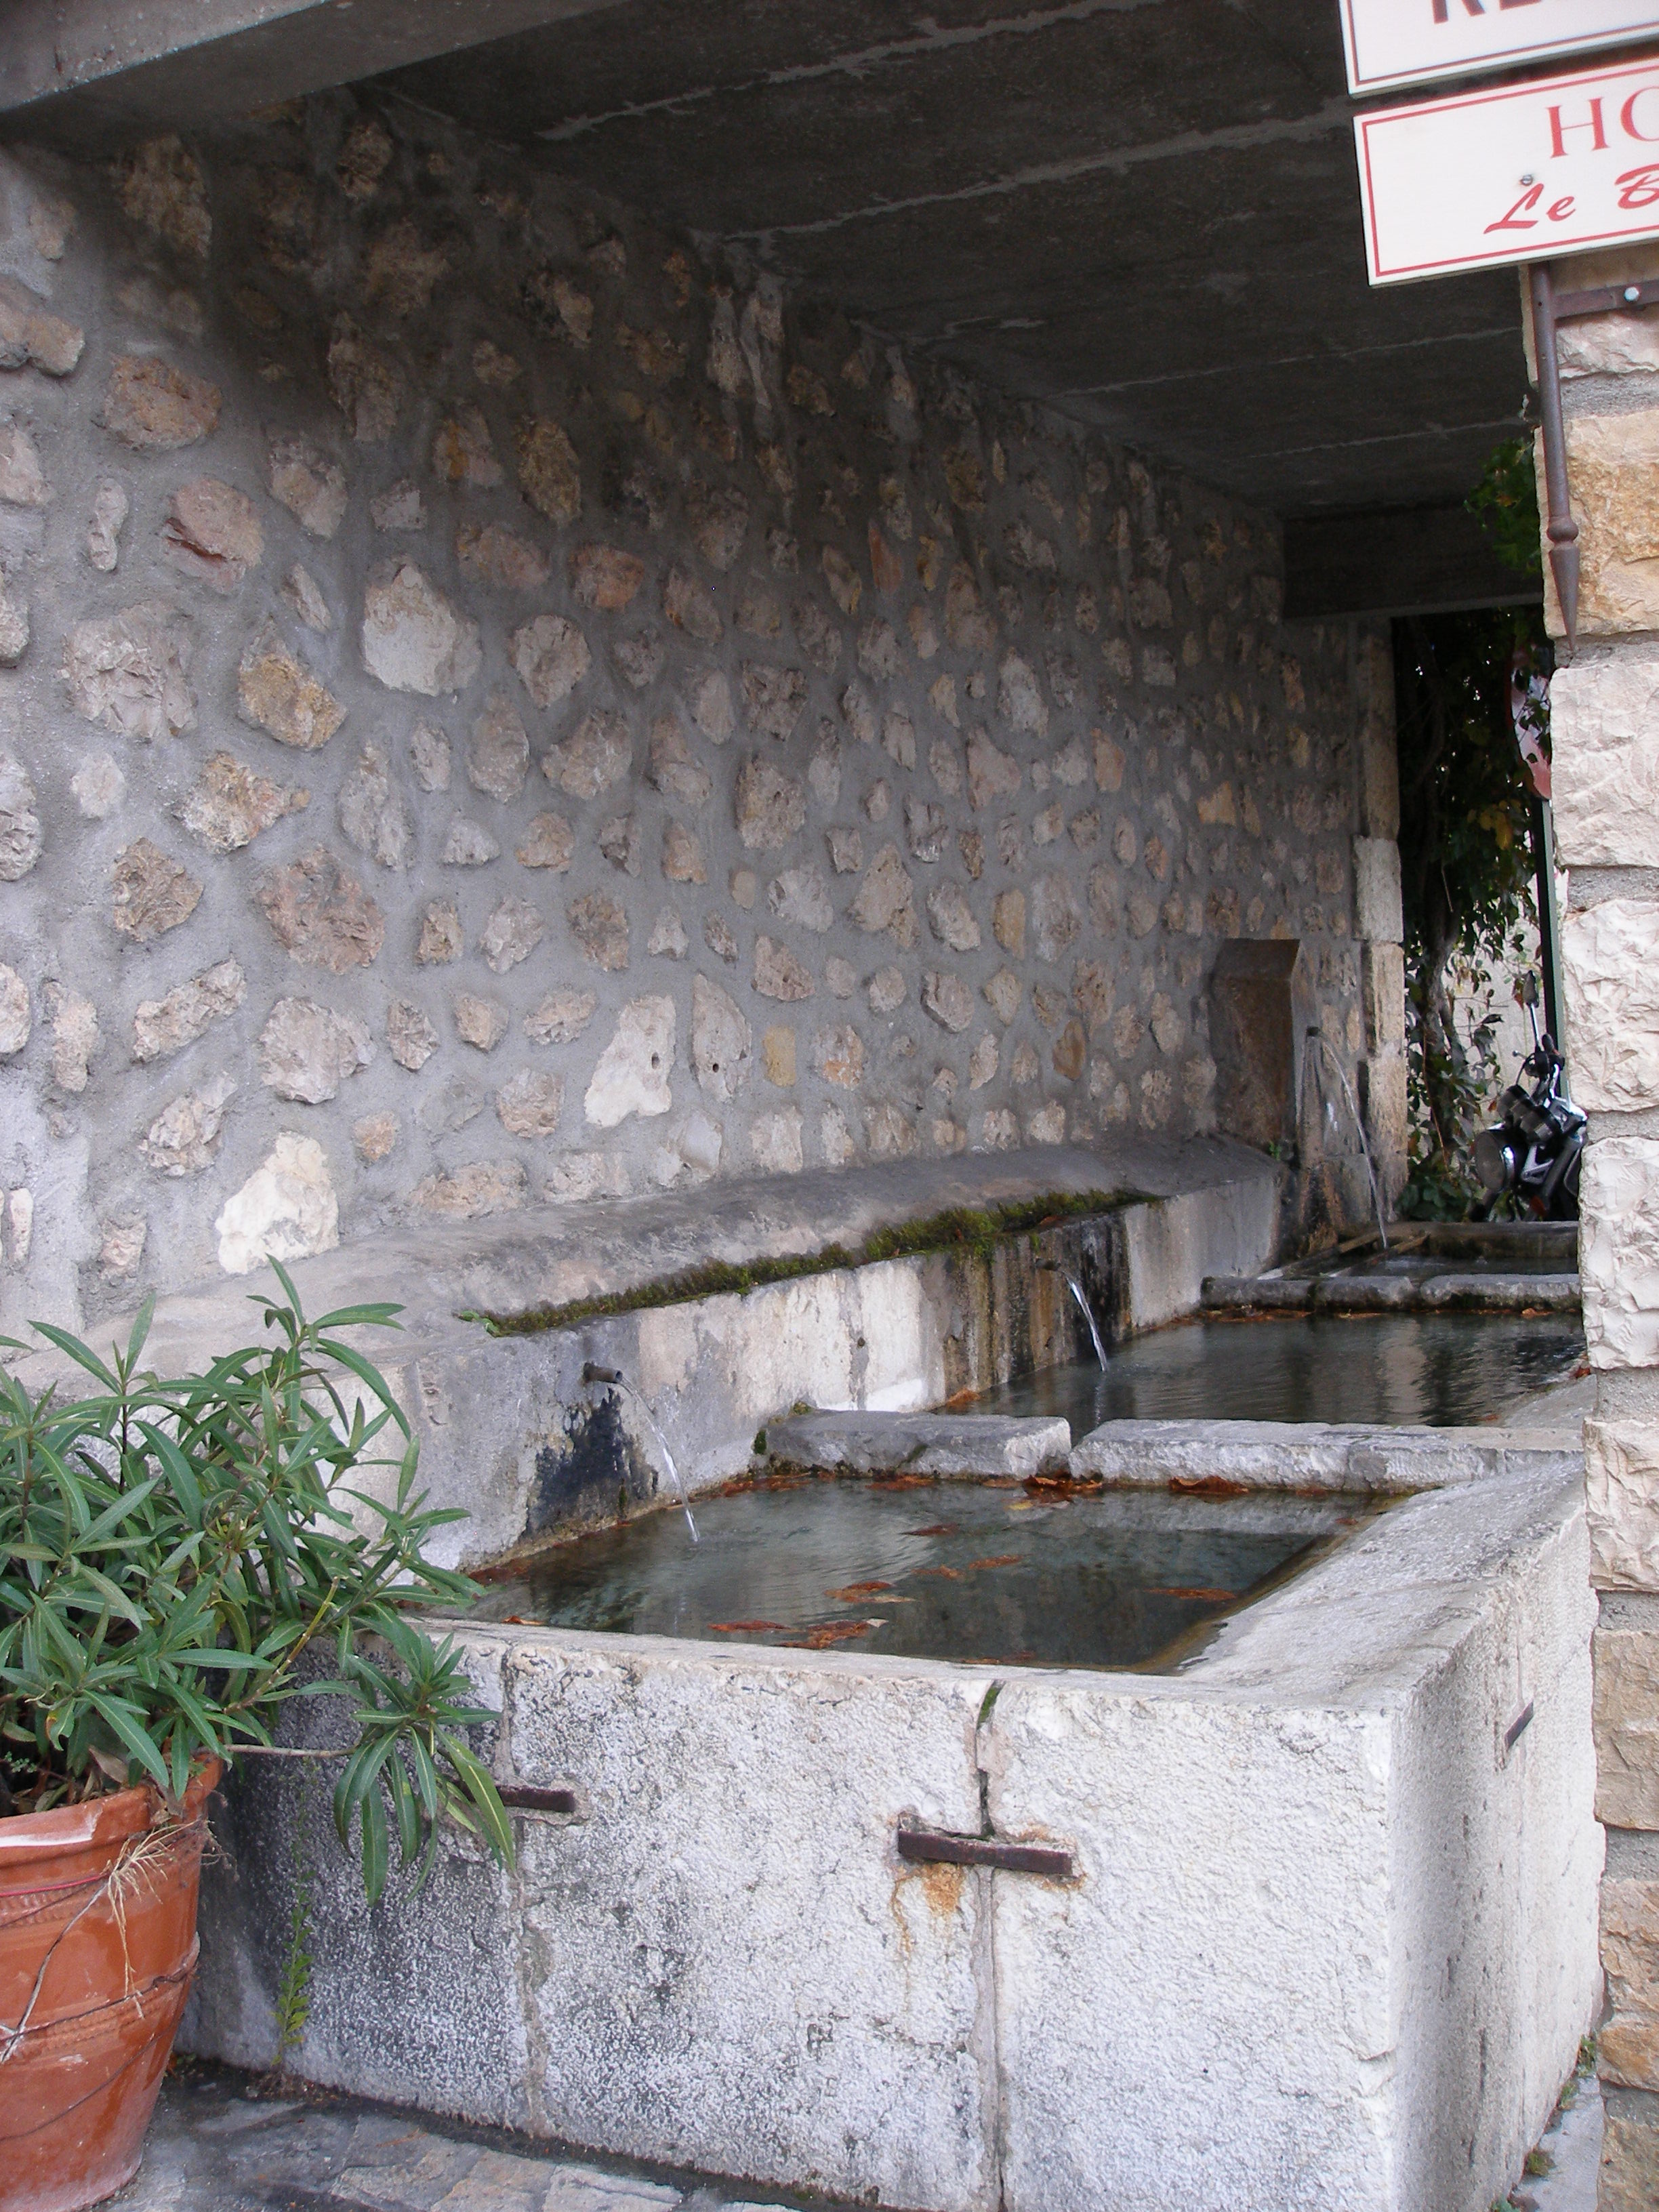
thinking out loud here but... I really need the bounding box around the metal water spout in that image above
[1303,1028,1389,1255]
[581,1362,699,1542]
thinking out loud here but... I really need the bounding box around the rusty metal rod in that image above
[498,1783,579,1815]
[1530,264,1580,652]
[897,1827,1073,1879]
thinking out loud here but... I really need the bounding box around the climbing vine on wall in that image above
[1395,440,1548,1218]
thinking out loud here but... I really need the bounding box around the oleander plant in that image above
[0,1264,511,1901]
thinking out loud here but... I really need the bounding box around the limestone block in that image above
[1601,2100,1659,2212]
[691,975,751,1101]
[922,971,973,1033]
[752,1107,804,1171]
[1601,1879,1659,2090]
[515,417,581,524]
[63,602,194,741]
[1594,1625,1659,1829]
[430,401,499,487]
[0,273,84,376]
[1361,941,1406,1052]
[40,985,95,1093]
[1352,838,1402,943]
[456,522,548,592]
[567,893,629,972]
[117,136,210,256]
[647,715,712,806]
[266,437,346,538]
[496,1071,565,1136]
[518,813,574,871]
[0,755,41,880]
[760,1026,796,1086]
[735,757,806,851]
[441,817,498,866]
[1561,410,1659,635]
[966,729,1021,810]
[851,844,917,945]
[570,544,644,610]
[257,998,373,1104]
[526,989,596,1046]
[336,745,411,870]
[140,1075,234,1175]
[102,354,220,449]
[1031,873,1082,963]
[1360,1048,1409,1168]
[597,813,640,876]
[283,567,330,631]
[754,937,814,1002]
[984,968,1021,1025]
[416,901,462,966]
[0,422,49,506]
[213,1133,338,1277]
[769,865,832,933]
[741,662,806,742]
[327,315,402,442]
[1553,659,1659,867]
[239,621,345,750]
[258,850,384,973]
[386,1000,439,1072]
[182,751,309,854]
[353,1111,398,1162]
[481,897,544,975]
[111,840,201,943]
[71,754,123,818]
[159,477,261,593]
[85,480,127,571]
[1563,903,1659,1113]
[585,997,675,1127]
[454,996,509,1053]
[905,797,945,861]
[132,960,246,1062]
[410,1163,526,1218]
[0,575,33,667]
[467,693,530,804]
[0,967,30,1055]
[926,880,980,952]
[363,564,480,696]
[662,821,706,884]
[544,710,628,798]
[1588,1423,1659,1592]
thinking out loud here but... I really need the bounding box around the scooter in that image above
[1471,972,1584,1221]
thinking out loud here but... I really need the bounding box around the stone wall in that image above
[0,95,1393,1333]
[1543,243,1659,2211]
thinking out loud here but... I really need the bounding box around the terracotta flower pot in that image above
[0,1762,220,2212]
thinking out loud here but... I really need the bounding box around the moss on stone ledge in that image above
[464,1188,1138,1338]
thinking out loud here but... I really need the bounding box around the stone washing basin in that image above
[185,1416,1599,2212]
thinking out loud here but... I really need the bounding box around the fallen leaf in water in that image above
[501,1615,533,1625]
[1023,1472,1103,1497]
[873,1473,935,1489]
[967,1555,1021,1570]
[1521,1307,1549,1319]
[1149,1586,1235,1603]
[830,1580,893,1601]
[915,1565,962,1580]
[906,1523,958,1538]
[1168,1475,1250,1498]
[708,1620,788,1633]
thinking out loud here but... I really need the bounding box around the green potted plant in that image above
[0,1267,512,2212]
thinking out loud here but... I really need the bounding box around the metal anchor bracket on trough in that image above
[498,1782,582,1818]
[897,1826,1073,1879]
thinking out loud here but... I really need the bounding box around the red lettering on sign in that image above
[1486,182,1543,233]
[1548,195,1577,221]
[1433,0,1487,18]
[1622,88,1659,144]
[1617,163,1659,209]
[1549,99,1610,157]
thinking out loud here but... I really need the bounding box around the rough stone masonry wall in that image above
[0,94,1391,1336]
[1545,246,1659,2212]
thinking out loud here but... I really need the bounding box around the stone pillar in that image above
[1352,621,1408,1208]
[1538,245,1659,2212]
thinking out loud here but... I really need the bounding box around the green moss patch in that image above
[463,1189,1138,1339]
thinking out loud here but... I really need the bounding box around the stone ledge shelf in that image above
[1203,1270,1581,1315]
[1071,1416,1582,1494]
[765,1410,1071,1479]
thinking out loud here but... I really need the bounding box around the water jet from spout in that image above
[581,1361,699,1542]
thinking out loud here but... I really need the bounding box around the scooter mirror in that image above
[1519,971,1540,1009]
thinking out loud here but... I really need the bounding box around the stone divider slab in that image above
[765,1410,1071,1479]
[1069,1416,1582,1494]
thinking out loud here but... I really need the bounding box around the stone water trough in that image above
[176,1151,1601,2212]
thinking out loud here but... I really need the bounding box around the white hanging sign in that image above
[1342,0,1659,99]
[1357,53,1659,283]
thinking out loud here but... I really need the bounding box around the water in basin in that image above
[474,1476,1368,1673]
[980,1311,1585,1438]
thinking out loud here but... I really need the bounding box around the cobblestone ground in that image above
[112,2064,834,2212]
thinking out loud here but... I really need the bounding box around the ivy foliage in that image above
[1394,438,1548,1218]
[0,1267,512,1904]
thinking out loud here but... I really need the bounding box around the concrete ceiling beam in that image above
[1284,506,1542,621]
[0,0,634,152]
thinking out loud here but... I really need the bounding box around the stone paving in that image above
[114,2064,827,2212]
[121,2055,1604,2212]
